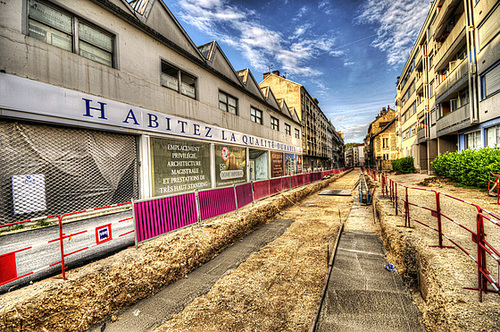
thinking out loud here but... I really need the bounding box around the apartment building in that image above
[396,0,500,173]
[259,72,343,170]
[0,0,302,224]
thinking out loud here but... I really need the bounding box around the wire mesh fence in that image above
[0,120,139,226]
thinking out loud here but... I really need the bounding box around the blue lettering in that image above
[148,114,159,128]
[205,126,212,138]
[193,124,201,136]
[82,98,107,119]
[166,117,171,131]
[242,135,248,145]
[230,133,236,142]
[222,130,228,141]
[123,109,139,125]
[178,120,188,133]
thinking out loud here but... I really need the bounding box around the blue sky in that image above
[165,0,430,143]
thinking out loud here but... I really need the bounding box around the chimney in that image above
[272,70,280,76]
[263,72,270,80]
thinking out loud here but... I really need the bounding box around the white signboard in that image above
[12,174,47,214]
[0,73,302,154]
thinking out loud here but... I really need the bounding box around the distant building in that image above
[259,72,343,170]
[365,107,399,171]
[345,143,364,167]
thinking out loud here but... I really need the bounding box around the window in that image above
[295,128,300,139]
[271,116,279,131]
[486,125,500,147]
[28,0,114,67]
[161,62,197,99]
[481,62,500,100]
[250,107,262,124]
[429,80,434,98]
[478,3,500,50]
[219,91,237,114]
[382,138,389,149]
[465,131,482,150]
[412,102,417,115]
[285,123,291,135]
[125,0,151,15]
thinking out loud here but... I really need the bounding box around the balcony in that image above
[435,59,468,102]
[417,127,427,143]
[435,13,466,70]
[436,104,470,136]
[434,0,462,32]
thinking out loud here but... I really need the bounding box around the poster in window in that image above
[284,154,297,175]
[151,138,211,196]
[215,144,246,186]
[270,151,284,178]
[297,155,303,173]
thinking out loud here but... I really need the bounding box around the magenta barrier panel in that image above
[282,176,291,190]
[199,187,236,221]
[311,172,322,182]
[135,193,198,243]
[253,180,270,200]
[321,171,328,178]
[236,183,253,209]
[291,175,299,188]
[270,178,282,195]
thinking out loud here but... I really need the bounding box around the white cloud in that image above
[338,122,370,142]
[355,0,429,66]
[344,61,355,66]
[177,0,339,78]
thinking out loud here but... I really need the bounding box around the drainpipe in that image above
[464,0,479,124]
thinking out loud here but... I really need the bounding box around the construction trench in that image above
[1,169,499,331]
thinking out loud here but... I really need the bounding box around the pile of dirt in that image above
[417,176,453,187]
[0,172,350,332]
[374,173,500,332]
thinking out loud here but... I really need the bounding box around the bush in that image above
[431,147,500,188]
[392,156,415,174]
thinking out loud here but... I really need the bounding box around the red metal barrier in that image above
[0,202,133,287]
[270,178,283,195]
[253,180,270,201]
[488,172,500,205]
[368,168,500,301]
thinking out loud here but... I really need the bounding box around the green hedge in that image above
[392,156,415,174]
[431,147,500,188]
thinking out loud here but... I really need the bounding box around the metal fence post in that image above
[195,189,202,225]
[56,214,66,280]
[251,181,255,204]
[405,187,410,227]
[233,184,239,215]
[436,191,443,248]
[395,183,398,216]
[477,209,486,302]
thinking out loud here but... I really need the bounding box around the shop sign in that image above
[151,138,211,195]
[0,74,302,154]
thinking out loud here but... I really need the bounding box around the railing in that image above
[435,12,466,70]
[0,202,133,290]
[435,58,468,101]
[0,168,351,292]
[364,169,500,302]
[488,172,500,205]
